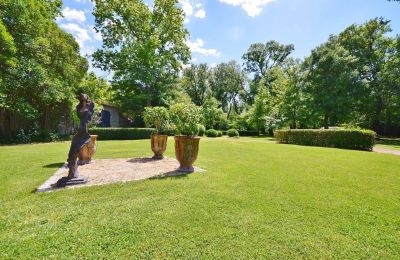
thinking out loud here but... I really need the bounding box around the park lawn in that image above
[0,137,399,258]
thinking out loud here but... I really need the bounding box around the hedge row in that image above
[89,128,156,140]
[274,129,376,151]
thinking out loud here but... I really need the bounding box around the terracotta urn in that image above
[78,135,97,165]
[174,136,200,172]
[151,134,168,159]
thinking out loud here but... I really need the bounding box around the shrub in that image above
[205,129,219,137]
[274,129,376,151]
[217,130,223,137]
[89,128,156,140]
[198,124,206,136]
[170,103,201,136]
[227,129,239,137]
[238,130,259,137]
[143,106,170,134]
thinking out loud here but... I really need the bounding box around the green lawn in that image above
[1,137,399,258]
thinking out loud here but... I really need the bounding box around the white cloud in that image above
[179,0,206,23]
[194,9,206,19]
[62,7,86,23]
[218,0,275,17]
[186,38,221,57]
[60,23,91,49]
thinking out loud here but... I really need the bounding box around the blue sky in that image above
[59,0,400,76]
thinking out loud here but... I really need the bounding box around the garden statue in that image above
[57,94,94,187]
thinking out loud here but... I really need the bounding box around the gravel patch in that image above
[37,157,204,192]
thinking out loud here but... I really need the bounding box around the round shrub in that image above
[217,130,223,137]
[198,124,206,136]
[227,129,239,137]
[206,129,219,137]
[170,103,201,136]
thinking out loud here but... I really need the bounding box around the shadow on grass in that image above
[376,137,400,148]
[43,162,65,168]
[149,171,190,180]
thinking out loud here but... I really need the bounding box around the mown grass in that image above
[0,137,399,258]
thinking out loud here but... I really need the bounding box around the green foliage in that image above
[170,103,201,136]
[209,61,246,118]
[89,127,156,140]
[275,129,376,151]
[0,0,87,136]
[227,129,239,137]
[197,124,206,136]
[77,73,113,103]
[142,106,170,134]
[205,129,219,137]
[93,0,190,119]
[181,64,210,106]
[201,97,226,129]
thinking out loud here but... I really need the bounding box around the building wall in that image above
[102,105,120,127]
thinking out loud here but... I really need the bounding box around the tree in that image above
[0,0,87,136]
[338,18,394,133]
[201,97,227,130]
[209,61,246,119]
[92,0,190,120]
[242,40,294,101]
[78,72,113,103]
[304,36,359,129]
[181,64,210,106]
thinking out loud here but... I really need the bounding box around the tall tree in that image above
[0,0,87,136]
[338,18,393,133]
[93,0,190,119]
[304,36,359,129]
[209,61,246,119]
[242,40,294,102]
[181,64,210,106]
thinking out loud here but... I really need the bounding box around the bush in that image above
[217,130,223,137]
[238,130,259,137]
[227,129,239,137]
[143,106,170,134]
[89,128,156,140]
[274,129,376,151]
[170,103,201,136]
[205,129,219,137]
[198,125,206,136]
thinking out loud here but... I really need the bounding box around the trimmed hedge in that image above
[274,129,376,151]
[89,128,156,140]
[227,129,240,137]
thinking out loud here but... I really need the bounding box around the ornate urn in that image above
[78,135,98,165]
[174,135,200,172]
[151,134,168,159]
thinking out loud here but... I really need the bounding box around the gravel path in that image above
[373,147,400,156]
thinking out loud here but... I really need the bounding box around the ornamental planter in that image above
[151,134,168,159]
[78,135,97,165]
[174,136,200,172]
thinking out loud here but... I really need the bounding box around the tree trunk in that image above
[323,113,329,129]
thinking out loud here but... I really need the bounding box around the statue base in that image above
[55,176,88,187]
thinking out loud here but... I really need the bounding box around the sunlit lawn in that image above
[0,137,399,258]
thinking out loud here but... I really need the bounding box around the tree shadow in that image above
[149,170,190,180]
[43,162,65,168]
[127,157,159,164]
[376,137,400,148]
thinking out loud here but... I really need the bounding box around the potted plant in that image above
[143,106,170,159]
[170,103,202,172]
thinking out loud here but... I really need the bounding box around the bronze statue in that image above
[57,94,94,187]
